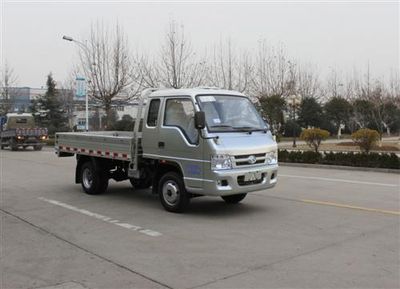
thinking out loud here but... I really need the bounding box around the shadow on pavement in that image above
[103,183,269,217]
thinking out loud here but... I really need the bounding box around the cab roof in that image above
[149,87,246,98]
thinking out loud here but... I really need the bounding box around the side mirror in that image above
[194,111,206,130]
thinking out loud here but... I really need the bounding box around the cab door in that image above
[141,98,161,156]
[158,97,204,191]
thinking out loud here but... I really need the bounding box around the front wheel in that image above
[34,145,43,151]
[80,161,108,195]
[10,139,18,151]
[158,172,190,213]
[222,193,247,204]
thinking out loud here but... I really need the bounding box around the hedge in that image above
[278,149,399,170]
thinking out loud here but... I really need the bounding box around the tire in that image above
[80,161,108,195]
[158,172,190,213]
[34,145,43,151]
[10,139,18,151]
[222,193,247,204]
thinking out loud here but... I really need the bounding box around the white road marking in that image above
[279,174,398,188]
[38,197,162,237]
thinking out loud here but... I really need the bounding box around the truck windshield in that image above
[196,95,267,132]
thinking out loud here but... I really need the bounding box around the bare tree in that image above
[388,69,400,108]
[295,63,321,99]
[78,22,138,127]
[207,39,253,93]
[134,54,160,89]
[0,62,18,114]
[138,21,207,89]
[358,76,387,138]
[325,68,345,99]
[161,21,207,88]
[252,41,296,98]
[59,67,80,129]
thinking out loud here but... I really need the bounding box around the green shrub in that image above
[351,128,380,153]
[300,128,330,152]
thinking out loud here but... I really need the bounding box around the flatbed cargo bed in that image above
[56,131,141,161]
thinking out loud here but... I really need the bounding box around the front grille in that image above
[234,153,266,167]
[236,159,265,166]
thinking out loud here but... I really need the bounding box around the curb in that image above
[279,162,400,174]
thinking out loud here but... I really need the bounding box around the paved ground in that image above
[1,147,399,289]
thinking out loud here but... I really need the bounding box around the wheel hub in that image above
[82,168,93,189]
[162,181,179,206]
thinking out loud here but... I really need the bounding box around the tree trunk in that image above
[104,103,113,130]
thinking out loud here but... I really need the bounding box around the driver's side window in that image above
[164,98,198,144]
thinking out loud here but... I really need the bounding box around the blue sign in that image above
[0,116,6,130]
[75,76,86,100]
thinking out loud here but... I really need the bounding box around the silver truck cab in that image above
[141,88,278,198]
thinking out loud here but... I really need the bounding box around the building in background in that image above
[0,86,139,131]
[0,87,34,112]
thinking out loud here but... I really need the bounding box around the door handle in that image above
[158,142,165,148]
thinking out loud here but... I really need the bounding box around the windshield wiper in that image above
[233,126,268,133]
[210,125,233,128]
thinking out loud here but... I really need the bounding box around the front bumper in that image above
[16,137,46,145]
[195,164,278,196]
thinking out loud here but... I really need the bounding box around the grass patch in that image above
[336,142,399,151]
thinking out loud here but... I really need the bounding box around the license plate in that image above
[244,171,262,182]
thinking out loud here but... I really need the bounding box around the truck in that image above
[1,113,48,151]
[55,88,278,212]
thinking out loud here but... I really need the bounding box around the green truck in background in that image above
[0,113,48,151]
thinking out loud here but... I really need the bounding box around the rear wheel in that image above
[158,172,190,213]
[80,161,108,195]
[222,193,247,204]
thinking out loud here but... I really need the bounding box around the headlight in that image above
[266,151,278,165]
[211,154,232,170]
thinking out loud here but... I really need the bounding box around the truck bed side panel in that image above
[55,131,141,161]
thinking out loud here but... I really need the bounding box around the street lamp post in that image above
[288,94,302,148]
[62,35,90,131]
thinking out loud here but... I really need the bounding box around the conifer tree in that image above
[32,73,68,135]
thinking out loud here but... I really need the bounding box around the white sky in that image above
[1,0,399,88]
